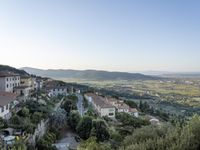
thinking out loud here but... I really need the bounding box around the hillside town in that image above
[0,68,144,150]
[1,66,199,150]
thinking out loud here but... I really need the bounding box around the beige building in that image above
[85,93,115,118]
[0,73,20,92]
[20,76,34,90]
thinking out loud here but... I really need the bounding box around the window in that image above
[7,84,9,88]
[109,113,114,116]
[7,78,8,81]
[1,107,4,112]
[6,105,9,110]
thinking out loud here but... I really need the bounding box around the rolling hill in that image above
[21,67,160,80]
[0,65,29,76]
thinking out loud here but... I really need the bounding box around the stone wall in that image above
[28,119,49,146]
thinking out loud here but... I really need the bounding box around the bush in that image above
[68,110,81,131]
[91,119,110,142]
[18,107,30,117]
[31,112,43,124]
[121,115,200,150]
[37,131,57,150]
[76,116,93,140]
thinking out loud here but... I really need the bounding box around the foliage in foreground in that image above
[37,131,57,150]
[120,115,200,150]
[78,137,112,150]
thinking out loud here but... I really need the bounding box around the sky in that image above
[0,0,200,72]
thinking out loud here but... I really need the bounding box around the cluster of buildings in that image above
[47,86,69,97]
[45,80,79,97]
[85,93,116,118]
[0,72,44,119]
[85,93,138,118]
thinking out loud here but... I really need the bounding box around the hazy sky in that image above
[0,0,200,72]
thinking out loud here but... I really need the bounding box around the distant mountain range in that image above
[161,73,200,78]
[21,67,160,80]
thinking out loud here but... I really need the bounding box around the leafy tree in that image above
[37,131,57,150]
[120,115,200,150]
[91,119,110,142]
[78,137,112,150]
[62,99,77,114]
[76,116,93,140]
[124,100,138,108]
[0,117,5,129]
[20,107,30,117]
[22,117,36,134]
[10,115,21,125]
[67,94,78,101]
[31,112,43,124]
[68,110,81,131]
[116,112,150,128]
[49,108,67,129]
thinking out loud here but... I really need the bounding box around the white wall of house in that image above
[128,112,139,118]
[117,108,129,113]
[133,112,139,118]
[0,76,20,92]
[0,104,11,119]
[48,88,68,97]
[100,108,115,118]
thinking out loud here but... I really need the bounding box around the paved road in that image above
[53,126,79,150]
[76,94,84,116]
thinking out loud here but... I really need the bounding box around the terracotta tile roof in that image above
[86,93,114,108]
[14,86,29,89]
[129,108,138,113]
[0,91,18,106]
[117,103,130,109]
[0,72,20,77]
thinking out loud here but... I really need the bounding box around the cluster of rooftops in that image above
[85,93,138,117]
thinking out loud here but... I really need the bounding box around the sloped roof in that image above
[86,93,114,108]
[129,108,138,113]
[0,72,20,77]
[0,91,18,106]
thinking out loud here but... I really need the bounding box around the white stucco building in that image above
[0,73,20,92]
[20,76,34,90]
[85,93,115,118]
[0,91,18,119]
[47,86,68,97]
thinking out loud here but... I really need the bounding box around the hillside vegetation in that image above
[0,65,28,76]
